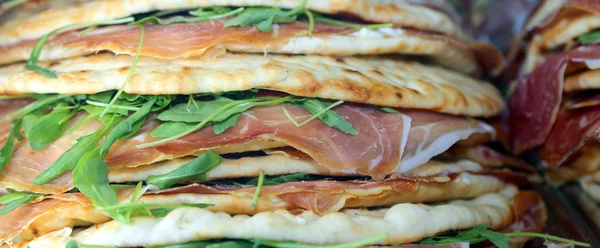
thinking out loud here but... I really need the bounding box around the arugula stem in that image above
[282,105,301,127]
[298,100,343,126]
[1,0,27,10]
[304,9,315,36]
[0,95,32,100]
[251,171,265,210]
[138,96,293,148]
[505,233,590,247]
[314,16,392,30]
[85,100,141,111]
[100,24,146,118]
[7,94,70,120]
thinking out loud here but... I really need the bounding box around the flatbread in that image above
[0,54,505,117]
[564,69,600,92]
[0,0,465,47]
[109,154,502,185]
[580,170,600,201]
[0,172,508,244]
[546,143,600,186]
[14,186,531,247]
[0,24,491,75]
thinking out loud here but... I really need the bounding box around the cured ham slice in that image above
[509,45,600,154]
[400,110,494,172]
[446,145,534,172]
[0,20,501,75]
[542,106,600,167]
[0,103,494,194]
[0,173,508,243]
[0,99,32,139]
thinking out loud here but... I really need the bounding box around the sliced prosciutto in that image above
[509,45,600,154]
[0,99,32,139]
[399,110,495,172]
[0,20,347,64]
[0,174,506,242]
[0,103,494,194]
[541,106,600,167]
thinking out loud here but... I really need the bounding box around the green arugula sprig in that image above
[0,191,42,216]
[1,0,27,10]
[140,95,357,148]
[417,225,590,248]
[579,30,600,45]
[146,152,223,189]
[131,7,245,25]
[224,0,307,32]
[251,171,265,210]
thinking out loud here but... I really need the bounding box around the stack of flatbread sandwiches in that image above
[0,0,550,247]
[508,0,600,202]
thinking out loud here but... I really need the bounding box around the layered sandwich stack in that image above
[509,0,600,201]
[0,0,546,247]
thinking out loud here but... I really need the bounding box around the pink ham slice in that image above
[400,110,494,172]
[509,45,600,154]
[541,106,600,167]
[0,20,350,64]
[0,99,32,139]
[0,103,493,194]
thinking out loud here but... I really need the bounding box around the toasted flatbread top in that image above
[0,54,505,117]
[0,0,466,47]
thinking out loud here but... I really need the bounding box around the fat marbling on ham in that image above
[510,45,600,154]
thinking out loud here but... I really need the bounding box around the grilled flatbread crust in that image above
[0,0,465,47]
[0,54,504,117]
[11,186,546,247]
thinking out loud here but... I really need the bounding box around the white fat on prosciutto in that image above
[399,110,495,172]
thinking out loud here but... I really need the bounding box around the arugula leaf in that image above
[151,121,198,138]
[245,173,310,186]
[100,97,156,156]
[65,240,78,248]
[33,115,121,186]
[250,171,265,210]
[140,96,293,148]
[0,192,42,216]
[417,225,492,245]
[23,103,75,151]
[132,7,244,25]
[418,225,591,248]
[373,106,398,113]
[480,229,510,248]
[72,147,126,222]
[25,17,134,78]
[1,0,27,10]
[100,24,145,118]
[146,152,223,189]
[99,202,212,219]
[0,119,22,172]
[579,30,600,45]
[7,94,70,120]
[213,113,241,135]
[224,0,306,32]
[292,99,358,135]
